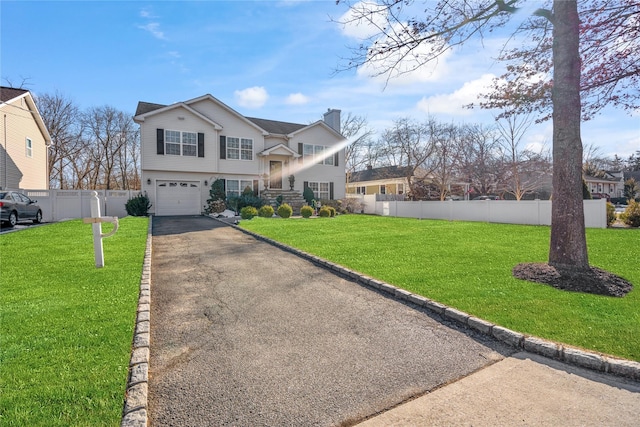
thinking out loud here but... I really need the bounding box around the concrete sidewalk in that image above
[360,351,640,426]
[140,215,639,426]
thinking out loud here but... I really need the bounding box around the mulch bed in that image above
[513,263,633,297]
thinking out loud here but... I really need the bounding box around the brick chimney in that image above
[323,108,341,133]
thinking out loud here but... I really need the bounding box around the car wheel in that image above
[33,210,42,224]
[8,211,18,227]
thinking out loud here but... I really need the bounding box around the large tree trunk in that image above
[549,0,589,269]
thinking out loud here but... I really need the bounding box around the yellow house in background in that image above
[346,165,415,196]
[0,87,51,190]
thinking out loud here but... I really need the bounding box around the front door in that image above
[269,161,282,189]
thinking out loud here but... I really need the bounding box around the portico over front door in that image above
[269,161,282,189]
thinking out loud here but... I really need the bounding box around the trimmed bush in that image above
[606,202,616,227]
[621,200,640,227]
[277,203,293,218]
[258,205,275,218]
[240,206,258,220]
[125,193,152,216]
[300,205,314,218]
[327,206,336,217]
[318,206,331,217]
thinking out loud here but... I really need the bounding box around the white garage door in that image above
[156,180,201,216]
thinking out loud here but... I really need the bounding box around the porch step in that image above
[261,190,307,214]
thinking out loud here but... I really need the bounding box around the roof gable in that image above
[0,86,51,144]
[258,143,300,158]
[134,102,223,130]
[134,94,342,140]
[288,120,343,139]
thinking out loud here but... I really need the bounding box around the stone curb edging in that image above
[121,217,152,427]
[230,219,640,381]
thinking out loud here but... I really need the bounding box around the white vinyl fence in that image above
[16,189,141,223]
[346,194,608,228]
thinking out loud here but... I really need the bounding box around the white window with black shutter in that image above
[220,136,253,160]
[299,143,339,166]
[156,128,204,157]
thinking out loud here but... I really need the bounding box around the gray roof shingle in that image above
[0,86,29,103]
[135,101,167,117]
[245,117,306,135]
[350,165,413,183]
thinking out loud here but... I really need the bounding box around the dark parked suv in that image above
[0,191,43,227]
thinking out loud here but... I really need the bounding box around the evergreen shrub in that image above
[303,187,315,205]
[621,200,640,227]
[318,206,331,217]
[277,203,293,218]
[606,202,616,226]
[240,206,258,220]
[300,205,314,218]
[258,205,275,218]
[125,193,152,216]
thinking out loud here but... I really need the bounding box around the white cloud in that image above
[235,87,269,109]
[416,74,496,115]
[340,8,453,88]
[338,1,389,40]
[285,93,309,105]
[138,22,166,40]
[139,8,152,19]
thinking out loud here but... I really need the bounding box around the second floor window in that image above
[303,143,334,165]
[166,130,197,156]
[26,138,32,158]
[227,137,253,160]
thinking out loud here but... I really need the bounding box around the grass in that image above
[0,217,149,426]
[240,215,640,362]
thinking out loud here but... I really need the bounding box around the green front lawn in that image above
[241,215,640,361]
[0,217,149,426]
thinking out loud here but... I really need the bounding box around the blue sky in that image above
[2,0,638,159]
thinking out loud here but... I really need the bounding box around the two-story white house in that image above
[0,87,51,190]
[134,94,346,216]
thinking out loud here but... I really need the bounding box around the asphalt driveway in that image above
[148,216,514,426]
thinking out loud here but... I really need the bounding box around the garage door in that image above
[156,181,201,216]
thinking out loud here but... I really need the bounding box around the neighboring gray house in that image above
[134,94,345,215]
